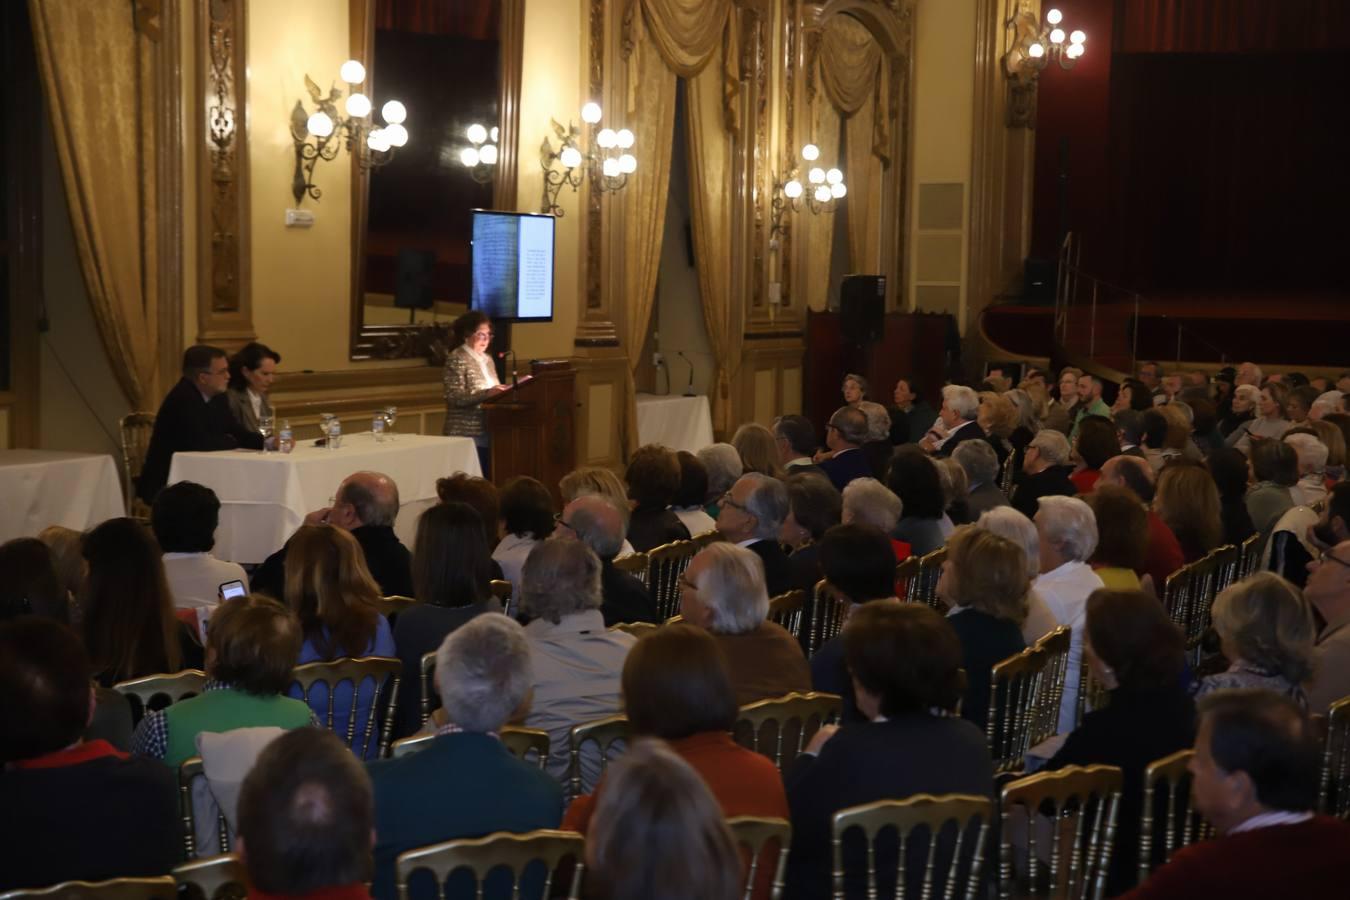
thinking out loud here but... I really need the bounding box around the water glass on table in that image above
[384,405,398,440]
[259,414,274,452]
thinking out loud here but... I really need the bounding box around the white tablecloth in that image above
[0,450,125,541]
[167,433,481,564]
[635,393,714,454]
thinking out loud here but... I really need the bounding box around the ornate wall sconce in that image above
[289,59,410,204]
[770,143,847,242]
[1003,4,1086,128]
[539,102,636,217]
[459,122,499,184]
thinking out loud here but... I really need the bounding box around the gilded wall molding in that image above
[156,0,184,388]
[575,0,620,346]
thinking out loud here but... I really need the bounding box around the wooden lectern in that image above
[483,359,576,501]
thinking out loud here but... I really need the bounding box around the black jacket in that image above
[599,559,658,626]
[626,507,690,553]
[947,607,1025,730]
[818,448,874,492]
[251,524,414,600]
[788,542,824,595]
[934,420,987,458]
[889,400,936,445]
[1010,465,1079,518]
[137,378,264,503]
[747,538,794,597]
[1220,497,1257,548]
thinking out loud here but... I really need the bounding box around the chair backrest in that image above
[908,547,948,609]
[0,878,177,900]
[178,757,231,858]
[1320,695,1350,819]
[489,579,514,617]
[118,412,157,512]
[830,794,994,900]
[419,651,437,726]
[568,714,631,800]
[1209,543,1240,594]
[608,620,659,638]
[894,555,921,598]
[1139,750,1214,884]
[735,692,842,772]
[767,589,807,639]
[693,529,724,548]
[613,552,650,586]
[389,726,550,769]
[999,450,1017,496]
[391,733,434,759]
[395,829,585,900]
[806,580,850,657]
[1076,660,1109,727]
[647,539,700,621]
[1029,626,1072,747]
[375,595,417,620]
[172,854,246,900]
[1238,532,1261,578]
[291,656,402,758]
[987,644,1053,774]
[999,765,1124,900]
[726,816,792,900]
[113,669,208,726]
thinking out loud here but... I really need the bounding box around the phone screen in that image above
[219,580,246,601]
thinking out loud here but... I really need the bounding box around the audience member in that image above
[888,376,936,445]
[1099,456,1186,590]
[817,406,873,490]
[38,524,85,613]
[672,450,718,535]
[773,414,826,478]
[1284,432,1330,507]
[1071,374,1112,439]
[586,739,743,900]
[282,525,394,759]
[716,473,793,596]
[131,594,313,768]
[366,614,562,898]
[732,422,784,480]
[556,494,658,626]
[856,400,897,479]
[1084,485,1148,591]
[1220,384,1259,439]
[1207,448,1257,547]
[955,439,1009,519]
[936,456,973,526]
[394,502,501,738]
[1113,378,1153,414]
[1230,383,1291,456]
[887,445,951,555]
[841,477,910,562]
[137,345,264,503]
[1305,540,1350,712]
[1118,690,1350,899]
[680,542,810,704]
[1309,483,1350,555]
[1137,361,1163,392]
[252,471,413,600]
[1246,441,1298,558]
[1154,463,1224,563]
[1071,415,1121,494]
[225,341,281,435]
[237,727,376,900]
[82,517,201,686]
[624,444,693,551]
[1005,388,1042,470]
[1114,408,1146,458]
[1044,589,1195,896]
[0,619,179,890]
[975,507,1058,644]
[152,481,248,610]
[1035,496,1106,732]
[519,539,636,789]
[977,390,1017,468]
[841,373,868,406]
[1157,404,1197,462]
[780,471,842,594]
[1012,429,1077,518]
[491,476,555,597]
[1298,419,1345,480]
[696,443,745,518]
[1138,409,1173,473]
[938,525,1028,729]
[1195,574,1314,704]
[1311,391,1345,421]
[923,385,985,458]
[0,537,68,622]
[1286,385,1318,424]
[436,472,502,547]
[559,465,629,506]
[785,603,994,899]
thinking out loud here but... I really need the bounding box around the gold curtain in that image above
[800,97,841,309]
[818,14,881,115]
[845,86,884,273]
[620,16,680,455]
[29,0,161,409]
[638,0,731,76]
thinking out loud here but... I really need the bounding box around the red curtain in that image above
[1119,0,1350,53]
[375,0,497,39]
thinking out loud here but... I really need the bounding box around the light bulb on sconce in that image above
[540,102,638,216]
[381,100,406,124]
[826,168,843,185]
[339,59,366,84]
[801,143,820,161]
[467,123,488,144]
[831,182,847,199]
[1070,30,1086,44]
[808,167,826,185]
[306,111,334,137]
[597,128,618,149]
[771,144,847,241]
[581,102,603,124]
[345,93,371,118]
[384,124,408,147]
[479,144,498,165]
[619,153,637,174]
[460,147,480,167]
[490,126,499,142]
[784,180,803,199]
[1049,28,1066,44]
[459,121,499,182]
[560,146,583,169]
[616,129,635,149]
[367,129,390,153]
[1046,8,1063,25]
[1002,3,1087,127]
[602,157,621,178]
[1028,42,1045,58]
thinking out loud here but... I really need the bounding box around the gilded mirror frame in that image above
[346,0,524,361]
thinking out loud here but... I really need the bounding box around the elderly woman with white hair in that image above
[1285,432,1330,508]
[1011,429,1078,519]
[1034,496,1106,733]
[366,613,563,896]
[696,442,744,519]
[920,384,986,458]
[1219,383,1260,439]
[842,477,912,562]
[519,539,637,789]
[954,439,1009,520]
[976,506,1058,645]
[679,542,811,704]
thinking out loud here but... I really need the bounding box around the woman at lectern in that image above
[443,311,509,475]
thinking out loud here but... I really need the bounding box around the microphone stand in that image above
[497,350,519,388]
[676,351,696,396]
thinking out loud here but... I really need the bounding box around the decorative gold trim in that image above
[156,0,183,391]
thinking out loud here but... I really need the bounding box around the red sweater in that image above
[1120,816,1350,899]
[1142,511,1186,590]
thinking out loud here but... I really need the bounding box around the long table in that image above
[634,393,715,454]
[0,450,125,541]
[167,432,481,564]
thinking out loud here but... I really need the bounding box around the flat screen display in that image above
[470,210,555,322]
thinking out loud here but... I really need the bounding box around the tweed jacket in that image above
[225,386,272,435]
[441,344,499,438]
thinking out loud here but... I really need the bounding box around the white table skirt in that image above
[634,393,715,454]
[0,450,125,541]
[167,432,481,564]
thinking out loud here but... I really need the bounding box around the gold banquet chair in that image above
[1138,750,1214,885]
[907,547,948,609]
[805,580,850,657]
[395,830,585,900]
[1237,532,1262,579]
[608,620,659,638]
[178,756,231,859]
[646,539,700,621]
[172,854,247,900]
[113,669,207,726]
[375,594,417,620]
[894,555,922,599]
[0,878,177,900]
[118,411,156,517]
[987,643,1054,775]
[693,529,724,548]
[391,726,551,770]
[998,764,1124,900]
[291,656,401,758]
[767,589,807,640]
[1319,695,1350,819]
[489,579,514,618]
[613,551,650,586]
[726,816,792,900]
[568,714,631,801]
[735,692,841,773]
[1029,627,1072,746]
[831,795,994,900]
[419,651,437,726]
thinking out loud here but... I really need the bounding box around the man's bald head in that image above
[560,494,627,561]
[337,471,400,527]
[1100,455,1155,503]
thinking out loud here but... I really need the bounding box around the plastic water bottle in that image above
[278,420,294,454]
[329,418,342,450]
[372,412,386,442]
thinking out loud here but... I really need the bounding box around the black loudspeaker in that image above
[839,275,886,345]
[394,249,436,310]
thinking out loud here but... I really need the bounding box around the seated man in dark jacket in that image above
[556,494,658,625]
[251,471,413,599]
[138,344,264,503]
[0,619,179,890]
[716,473,794,597]
[1011,429,1078,518]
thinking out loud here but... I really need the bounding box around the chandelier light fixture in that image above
[770,143,847,241]
[289,59,410,204]
[539,101,637,217]
[459,122,499,184]
[1003,4,1086,128]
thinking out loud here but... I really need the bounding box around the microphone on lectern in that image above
[497,350,518,388]
[676,351,696,396]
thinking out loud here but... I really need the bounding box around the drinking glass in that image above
[384,406,398,440]
[319,413,335,449]
[258,414,274,452]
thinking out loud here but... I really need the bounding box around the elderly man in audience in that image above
[1099,455,1186,591]
[1305,538,1350,713]
[975,506,1059,645]
[954,439,1009,519]
[816,406,874,490]
[1118,690,1350,899]
[921,385,984,457]
[679,542,810,704]
[841,477,911,561]
[0,619,179,890]
[855,400,896,479]
[1011,429,1077,518]
[696,442,743,518]
[519,539,636,789]
[131,594,315,768]
[1235,361,1263,387]
[251,470,413,599]
[1137,361,1163,392]
[366,614,562,898]
[1034,497,1106,733]
[1284,432,1330,508]
[1311,391,1346,420]
[716,472,794,595]
[772,414,826,478]
[237,728,378,900]
[555,494,658,626]
[151,480,248,610]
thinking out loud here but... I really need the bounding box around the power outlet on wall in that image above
[652,351,664,366]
